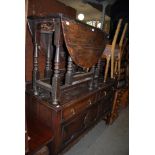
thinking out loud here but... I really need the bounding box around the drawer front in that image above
[62,94,96,121]
[62,104,98,145]
[62,87,114,122]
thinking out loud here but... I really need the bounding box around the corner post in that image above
[52,19,61,105]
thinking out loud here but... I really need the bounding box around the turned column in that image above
[89,65,95,90]
[32,41,40,95]
[44,33,53,78]
[94,59,101,87]
[65,56,73,85]
[51,20,61,105]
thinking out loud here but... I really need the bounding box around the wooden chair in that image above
[114,23,128,76]
[102,21,128,82]
[102,19,123,82]
[108,37,129,124]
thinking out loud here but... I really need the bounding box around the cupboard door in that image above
[62,113,86,144]
[84,104,98,127]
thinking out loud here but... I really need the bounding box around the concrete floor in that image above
[64,107,129,155]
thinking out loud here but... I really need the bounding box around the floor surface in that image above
[64,107,129,155]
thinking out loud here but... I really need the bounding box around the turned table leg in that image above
[45,33,53,79]
[65,56,73,85]
[51,20,61,105]
[32,42,40,95]
[89,65,95,90]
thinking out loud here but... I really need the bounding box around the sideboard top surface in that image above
[26,79,115,111]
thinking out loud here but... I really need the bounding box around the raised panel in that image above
[39,103,52,128]
[62,113,86,144]
[84,104,98,127]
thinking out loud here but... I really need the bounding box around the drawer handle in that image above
[71,108,75,115]
[89,99,92,105]
[104,91,107,96]
[28,136,31,141]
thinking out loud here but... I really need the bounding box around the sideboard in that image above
[26,13,116,155]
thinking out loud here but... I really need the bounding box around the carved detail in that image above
[38,22,55,32]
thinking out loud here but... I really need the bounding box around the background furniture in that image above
[114,23,128,76]
[102,19,122,82]
[108,37,129,124]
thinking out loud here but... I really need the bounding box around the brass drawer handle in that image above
[71,108,75,115]
[89,99,92,105]
[28,136,31,141]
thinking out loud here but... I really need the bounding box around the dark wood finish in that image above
[62,17,106,68]
[51,19,61,105]
[65,56,73,85]
[25,0,76,81]
[25,120,29,154]
[121,89,129,108]
[26,13,115,155]
[26,120,53,155]
[44,33,53,78]
[89,65,96,90]
[26,80,115,155]
[94,59,101,87]
[32,43,40,95]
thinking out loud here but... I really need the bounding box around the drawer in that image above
[62,104,98,145]
[62,94,96,121]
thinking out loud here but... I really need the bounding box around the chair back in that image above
[119,23,128,61]
[119,23,128,48]
[111,19,123,78]
[120,38,128,64]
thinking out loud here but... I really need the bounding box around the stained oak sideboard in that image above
[26,13,116,155]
